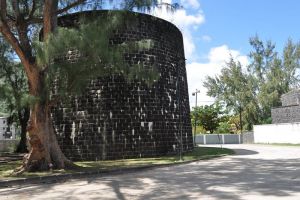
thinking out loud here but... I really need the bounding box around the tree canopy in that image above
[191,104,224,134]
[204,36,300,130]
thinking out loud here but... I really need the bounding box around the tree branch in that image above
[28,17,43,24]
[6,14,16,22]
[0,0,7,20]
[17,23,33,60]
[28,0,37,20]
[12,0,21,19]
[0,14,33,78]
[43,0,58,40]
[56,0,87,15]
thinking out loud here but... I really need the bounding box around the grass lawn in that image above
[0,146,234,180]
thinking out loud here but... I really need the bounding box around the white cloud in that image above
[149,2,249,108]
[186,45,249,107]
[149,2,205,61]
[172,10,204,27]
[180,0,200,9]
[201,35,212,42]
[151,5,204,29]
[182,31,196,61]
[157,0,172,4]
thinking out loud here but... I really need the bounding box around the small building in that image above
[271,90,300,123]
[0,117,17,140]
[254,89,300,144]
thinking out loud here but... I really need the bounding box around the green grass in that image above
[0,147,234,180]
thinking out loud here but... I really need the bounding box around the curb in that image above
[0,155,226,188]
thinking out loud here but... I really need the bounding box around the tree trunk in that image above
[16,103,72,172]
[15,71,73,173]
[239,107,243,133]
[15,108,30,153]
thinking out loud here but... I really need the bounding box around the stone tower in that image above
[52,11,193,161]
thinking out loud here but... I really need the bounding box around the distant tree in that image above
[0,64,30,153]
[190,109,202,134]
[0,38,30,153]
[248,36,300,121]
[204,36,300,130]
[216,114,231,134]
[204,58,255,132]
[191,104,223,133]
[216,121,231,134]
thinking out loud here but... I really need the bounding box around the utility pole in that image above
[192,89,200,147]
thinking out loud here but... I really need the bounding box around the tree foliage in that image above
[36,13,157,103]
[191,104,223,133]
[0,37,30,152]
[204,36,300,130]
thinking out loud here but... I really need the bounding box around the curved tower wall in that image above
[52,11,193,161]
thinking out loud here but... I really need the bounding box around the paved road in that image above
[1,144,300,200]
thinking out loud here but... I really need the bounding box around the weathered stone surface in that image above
[281,90,300,106]
[51,11,193,161]
[271,90,300,123]
[271,105,300,124]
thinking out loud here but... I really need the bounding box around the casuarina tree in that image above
[0,0,159,173]
[0,37,30,153]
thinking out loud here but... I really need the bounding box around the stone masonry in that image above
[51,11,193,161]
[271,90,300,123]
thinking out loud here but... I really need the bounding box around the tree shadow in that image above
[0,148,300,199]
[231,148,258,155]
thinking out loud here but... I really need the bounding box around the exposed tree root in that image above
[12,154,79,175]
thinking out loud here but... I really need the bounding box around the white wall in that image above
[254,123,300,144]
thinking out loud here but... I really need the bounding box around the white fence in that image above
[254,123,300,144]
[195,132,254,145]
[196,134,240,144]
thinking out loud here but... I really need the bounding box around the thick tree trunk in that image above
[15,71,74,174]
[1,0,84,174]
[239,107,243,133]
[15,108,30,153]
[15,103,72,173]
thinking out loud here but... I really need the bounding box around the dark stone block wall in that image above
[281,90,300,106]
[271,105,300,123]
[271,90,300,123]
[51,11,193,161]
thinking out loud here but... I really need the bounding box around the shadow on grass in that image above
[0,146,234,179]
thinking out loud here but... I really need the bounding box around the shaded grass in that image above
[0,147,234,180]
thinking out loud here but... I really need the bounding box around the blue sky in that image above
[148,0,300,107]
[196,0,300,59]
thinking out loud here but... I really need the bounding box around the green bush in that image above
[216,122,231,133]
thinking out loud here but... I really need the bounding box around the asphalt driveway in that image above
[1,144,300,200]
